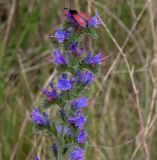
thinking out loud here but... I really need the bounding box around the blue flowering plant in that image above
[31,6,102,160]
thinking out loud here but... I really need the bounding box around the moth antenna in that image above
[48,35,55,38]
[64,0,71,10]
[68,0,71,9]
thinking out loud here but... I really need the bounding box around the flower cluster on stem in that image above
[31,9,101,160]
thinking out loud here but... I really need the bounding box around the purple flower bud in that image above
[68,147,84,160]
[82,51,92,64]
[69,42,78,52]
[68,114,86,129]
[34,156,39,160]
[73,110,81,117]
[42,82,57,101]
[69,42,84,56]
[32,108,49,126]
[42,112,50,126]
[76,129,86,144]
[72,97,88,111]
[51,143,58,157]
[69,78,75,84]
[83,51,102,65]
[53,50,66,65]
[64,29,71,37]
[42,89,51,97]
[56,124,72,136]
[76,71,94,86]
[56,74,72,91]
[59,109,66,120]
[61,73,67,79]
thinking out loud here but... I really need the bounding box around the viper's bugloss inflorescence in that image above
[32,6,102,160]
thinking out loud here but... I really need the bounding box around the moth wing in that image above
[73,14,86,28]
[77,11,90,21]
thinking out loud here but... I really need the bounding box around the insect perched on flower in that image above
[64,8,90,29]
[64,0,100,30]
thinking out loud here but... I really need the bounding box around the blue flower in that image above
[42,82,57,101]
[68,147,84,160]
[32,108,49,126]
[55,29,66,43]
[56,74,72,91]
[69,42,84,56]
[90,51,102,64]
[51,143,58,152]
[42,112,50,126]
[32,108,45,125]
[34,156,39,160]
[69,42,78,52]
[68,114,86,129]
[76,129,86,144]
[54,28,72,43]
[83,51,102,65]
[64,29,72,37]
[53,49,66,65]
[72,97,88,111]
[88,13,100,27]
[75,115,86,129]
[82,51,92,64]
[51,143,58,158]
[76,71,94,86]
[69,78,75,84]
[59,109,66,120]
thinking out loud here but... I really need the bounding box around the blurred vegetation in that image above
[0,0,157,159]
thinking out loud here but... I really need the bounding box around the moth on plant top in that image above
[64,0,91,29]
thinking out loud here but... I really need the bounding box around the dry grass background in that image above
[0,0,157,159]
